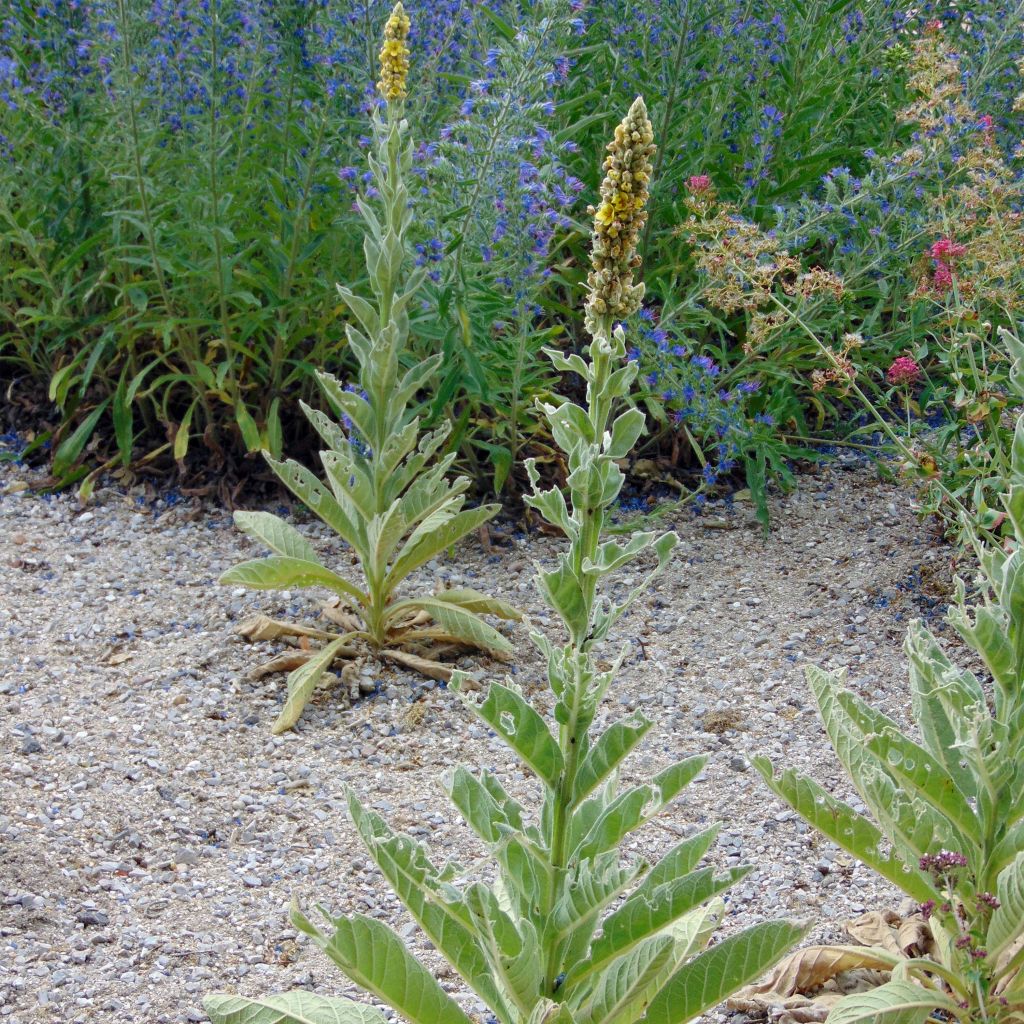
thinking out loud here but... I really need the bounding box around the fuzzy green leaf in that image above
[233,511,318,563]
[605,408,647,460]
[581,867,749,984]
[385,504,498,591]
[428,589,522,620]
[446,766,524,844]
[265,456,365,550]
[347,795,512,1020]
[573,712,654,806]
[863,729,977,850]
[751,758,935,903]
[825,978,958,1024]
[272,637,350,734]
[643,920,810,1024]
[458,681,564,788]
[296,912,474,1024]
[905,622,980,799]
[204,992,386,1024]
[590,532,678,643]
[634,827,722,899]
[577,934,674,1024]
[465,883,543,1012]
[988,851,1024,958]
[538,557,589,641]
[220,556,365,605]
[393,597,512,656]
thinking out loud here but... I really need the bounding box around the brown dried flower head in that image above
[584,96,656,335]
[811,332,861,394]
[377,3,411,103]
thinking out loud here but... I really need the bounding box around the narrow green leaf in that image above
[220,556,365,604]
[643,920,809,1024]
[53,399,110,477]
[236,402,262,451]
[173,400,197,463]
[273,637,350,735]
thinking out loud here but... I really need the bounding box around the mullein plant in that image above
[205,95,807,1024]
[221,4,519,734]
[753,341,1024,1023]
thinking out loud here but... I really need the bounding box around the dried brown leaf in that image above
[729,945,899,1009]
[320,603,363,632]
[249,652,316,680]
[380,649,453,682]
[844,911,934,958]
[236,614,335,643]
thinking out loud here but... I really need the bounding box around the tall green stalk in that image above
[219,3,518,733]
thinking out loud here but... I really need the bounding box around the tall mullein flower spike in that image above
[584,95,656,335]
[377,2,411,102]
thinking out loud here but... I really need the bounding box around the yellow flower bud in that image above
[584,97,656,336]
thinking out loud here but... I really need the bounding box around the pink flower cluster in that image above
[687,174,712,193]
[888,356,921,386]
[927,237,967,293]
[929,238,967,261]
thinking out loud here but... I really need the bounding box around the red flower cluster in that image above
[888,356,921,386]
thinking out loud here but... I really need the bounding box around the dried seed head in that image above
[377,2,411,102]
[584,96,656,335]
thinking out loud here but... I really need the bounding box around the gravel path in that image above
[0,453,958,1024]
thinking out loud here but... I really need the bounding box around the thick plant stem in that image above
[545,649,585,994]
[543,313,619,993]
[574,318,615,646]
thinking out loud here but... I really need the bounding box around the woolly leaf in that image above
[643,920,810,1024]
[825,979,958,1024]
[204,992,386,1024]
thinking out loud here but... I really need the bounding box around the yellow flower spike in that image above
[584,96,656,336]
[377,2,411,103]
